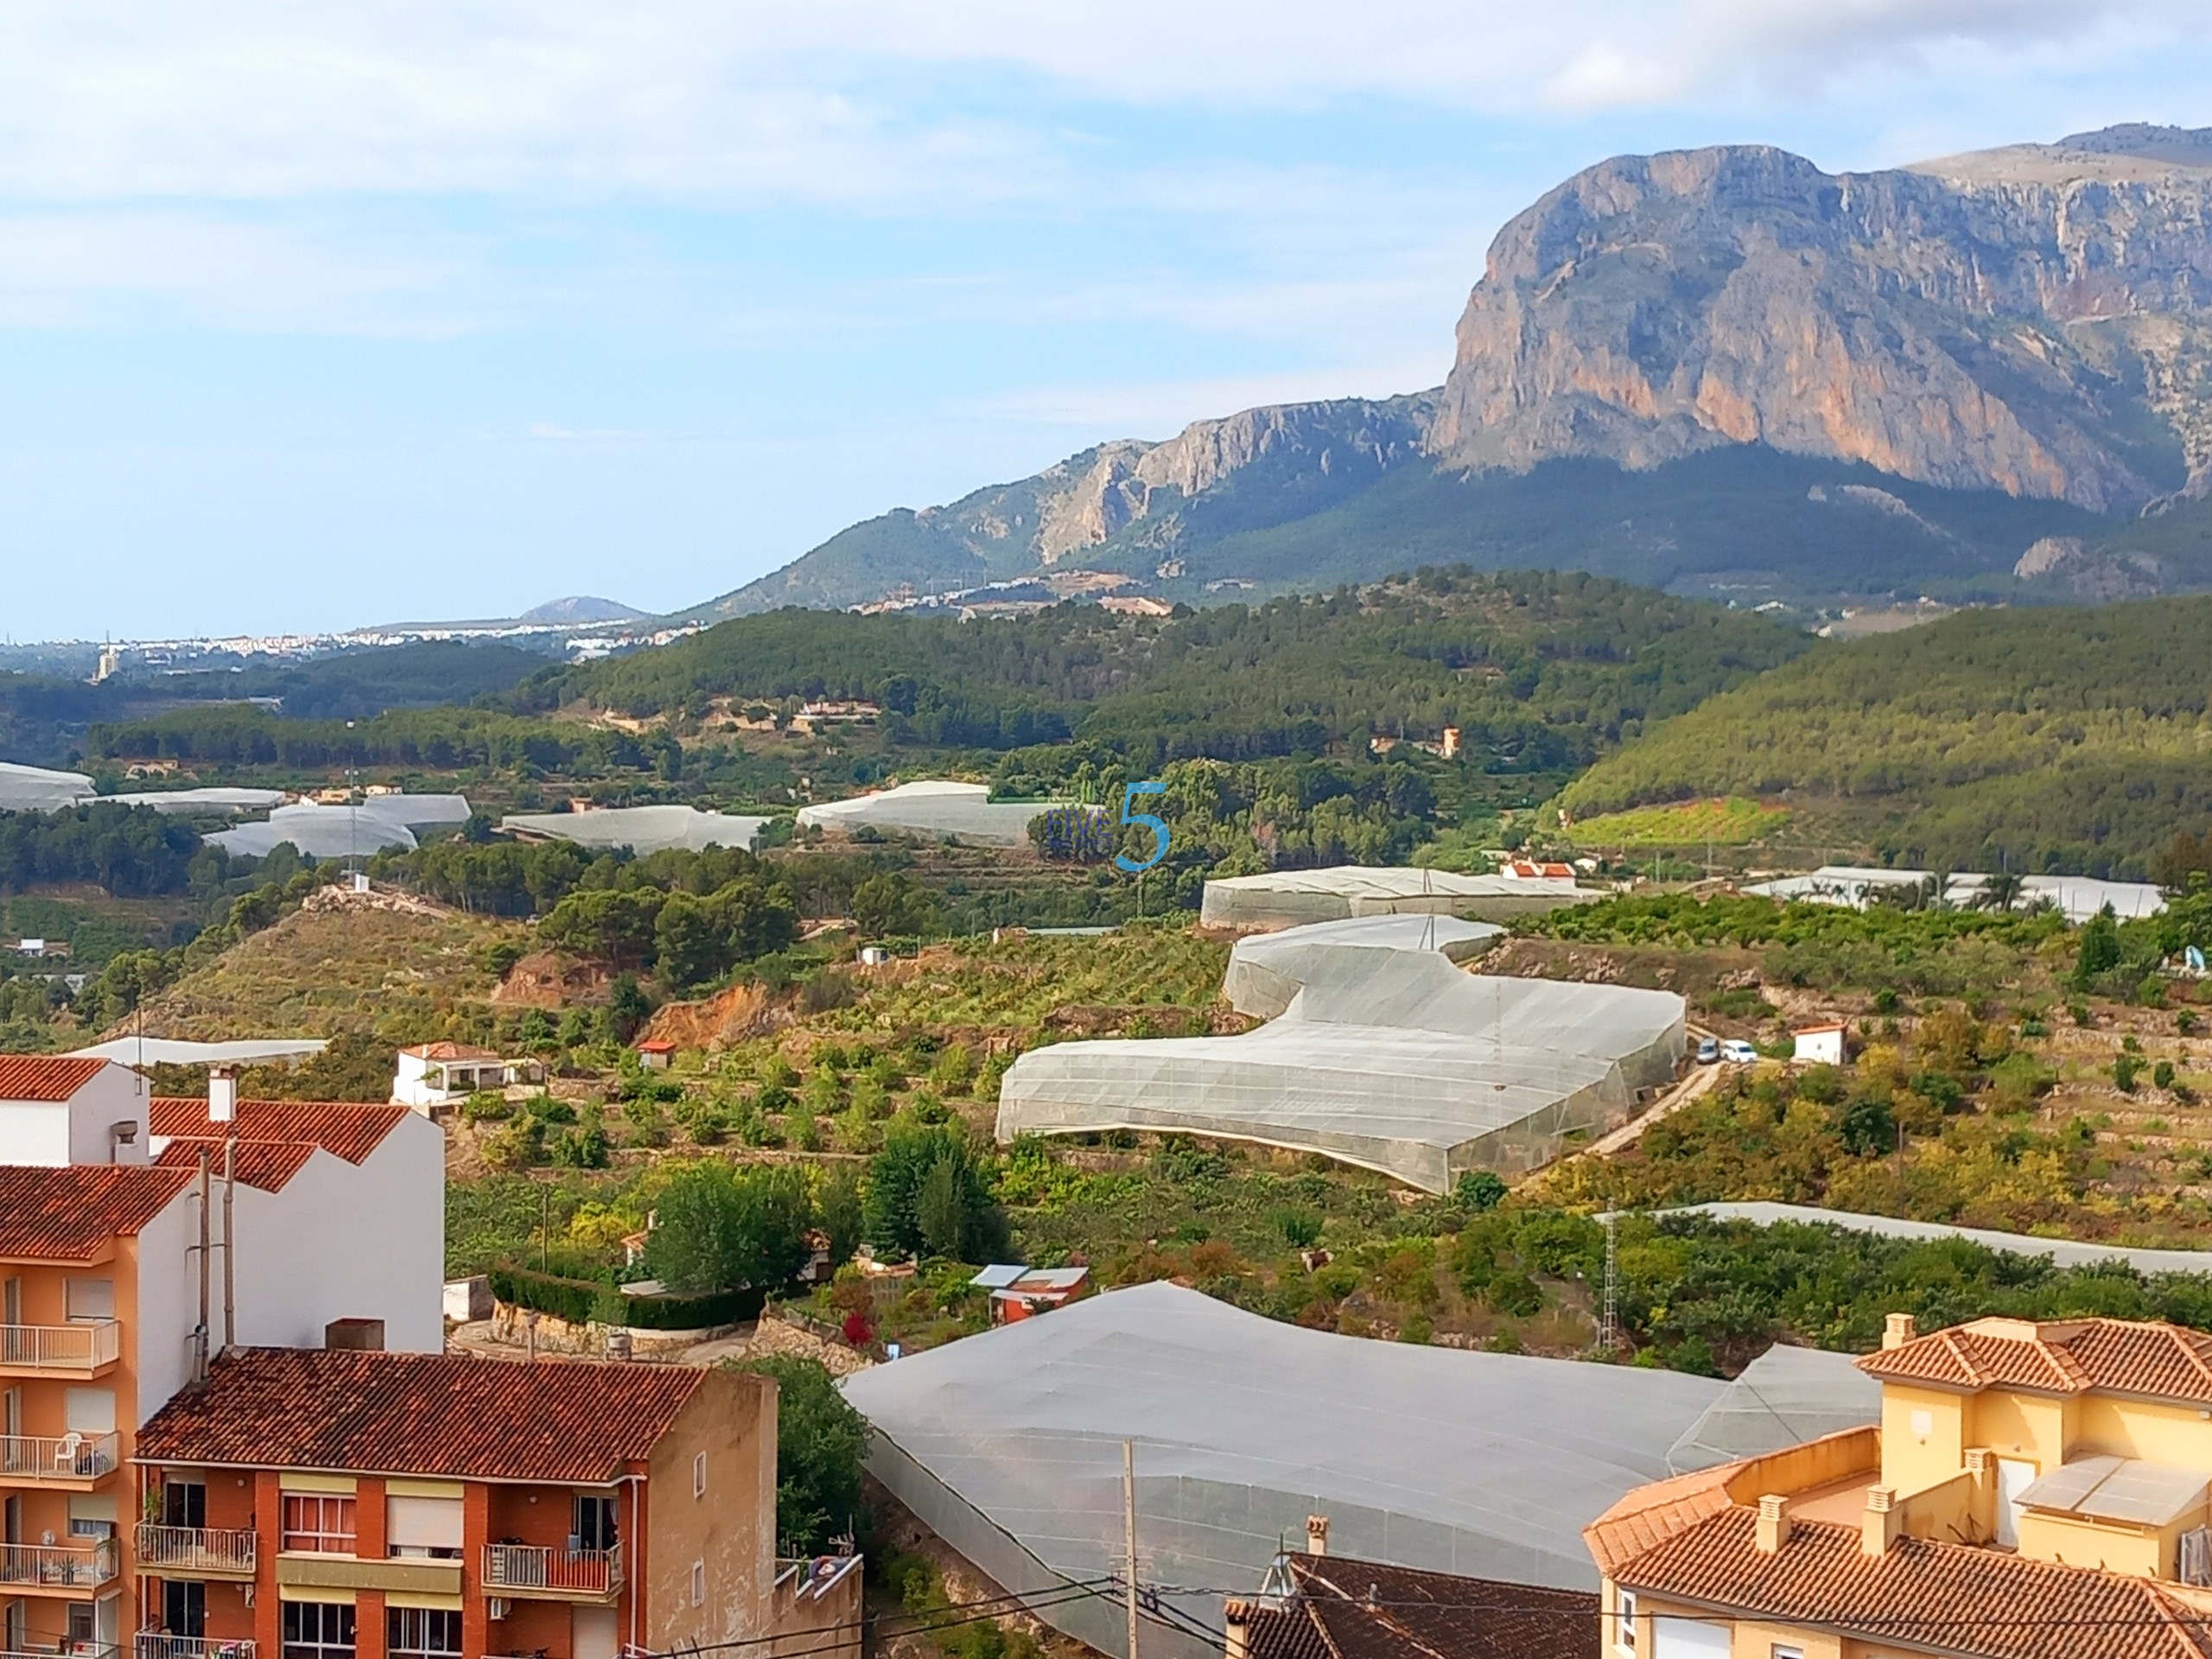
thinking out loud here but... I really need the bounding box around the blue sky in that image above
[3,1,2209,639]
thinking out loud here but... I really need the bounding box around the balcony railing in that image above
[135,1525,257,1576]
[483,1541,621,1598]
[137,1636,257,1659]
[0,1433,123,1484]
[0,1322,121,1374]
[0,1538,121,1590]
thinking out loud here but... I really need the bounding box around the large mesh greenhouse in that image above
[0,762,93,812]
[1222,913,1501,1019]
[501,804,769,854]
[207,794,472,859]
[841,1281,1728,1659]
[998,921,1684,1192]
[796,780,1060,847]
[1199,865,1596,929]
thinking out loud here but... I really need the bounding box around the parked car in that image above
[1720,1039,1760,1065]
[1694,1035,1720,1065]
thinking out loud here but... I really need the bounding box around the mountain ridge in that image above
[688,124,2212,620]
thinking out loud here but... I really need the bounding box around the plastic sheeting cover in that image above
[1200,864,1595,929]
[841,1281,1725,1659]
[798,781,1064,848]
[0,762,94,812]
[206,794,471,860]
[1665,1344,1881,1474]
[999,934,1685,1192]
[67,1036,327,1066]
[105,787,287,815]
[1652,1200,2212,1278]
[1743,866,2165,924]
[502,804,769,854]
[1224,913,1501,1019]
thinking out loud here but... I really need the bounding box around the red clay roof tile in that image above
[1859,1317,2212,1405]
[154,1138,318,1192]
[1614,1509,2212,1659]
[150,1097,410,1164]
[0,1165,193,1260]
[136,1347,716,1483]
[0,1056,111,1102]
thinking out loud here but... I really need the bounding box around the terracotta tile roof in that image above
[1245,1555,1596,1659]
[1583,1464,1737,1579]
[399,1042,499,1062]
[154,1138,318,1192]
[150,1097,410,1164]
[0,1055,110,1102]
[1859,1317,2212,1405]
[1611,1509,2212,1659]
[0,1165,193,1260]
[137,1347,716,1482]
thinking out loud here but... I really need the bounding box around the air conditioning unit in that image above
[487,1600,511,1622]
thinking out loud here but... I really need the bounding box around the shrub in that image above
[547,1123,610,1169]
[729,1356,869,1553]
[488,1264,601,1325]
[2114,1054,2142,1093]
[2156,1060,2178,1090]
[644,1161,815,1294]
[1453,1170,1508,1211]
[1485,1270,1542,1317]
[461,1090,512,1124]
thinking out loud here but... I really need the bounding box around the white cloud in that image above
[0,2,2202,203]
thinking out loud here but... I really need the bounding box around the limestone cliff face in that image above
[1430,130,2212,512]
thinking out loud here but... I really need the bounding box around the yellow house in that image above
[1586,1313,2212,1659]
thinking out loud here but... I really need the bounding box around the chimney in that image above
[1306,1515,1330,1558]
[1223,1600,1253,1659]
[1755,1494,1791,1554]
[1883,1313,1916,1350]
[208,1065,238,1124]
[325,1318,385,1352]
[1861,1485,1900,1558]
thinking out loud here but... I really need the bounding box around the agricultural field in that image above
[1562,795,1789,849]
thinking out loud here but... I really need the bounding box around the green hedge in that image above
[489,1264,770,1331]
[613,1284,769,1330]
[488,1264,601,1325]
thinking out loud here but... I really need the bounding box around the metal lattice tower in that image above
[1600,1211,1619,1353]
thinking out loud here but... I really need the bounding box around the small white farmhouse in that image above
[1791,1022,1849,1066]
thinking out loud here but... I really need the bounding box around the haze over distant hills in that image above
[690,124,2212,620]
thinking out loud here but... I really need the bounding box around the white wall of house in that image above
[219,1125,444,1355]
[0,1065,149,1166]
[135,1190,200,1427]
[1792,1028,1847,1066]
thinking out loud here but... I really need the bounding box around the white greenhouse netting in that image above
[105,787,286,815]
[797,780,1064,847]
[1664,1344,1880,1474]
[842,1281,1727,1659]
[501,804,769,854]
[0,762,94,812]
[207,794,471,860]
[998,935,1685,1192]
[1223,914,1501,1019]
[68,1037,327,1066]
[1652,1201,2212,1277]
[1742,866,2165,924]
[1199,865,1596,929]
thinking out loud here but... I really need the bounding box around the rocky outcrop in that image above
[1430,130,2212,512]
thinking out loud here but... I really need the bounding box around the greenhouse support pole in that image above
[1123,1438,1140,1659]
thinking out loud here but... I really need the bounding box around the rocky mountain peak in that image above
[1430,136,2212,512]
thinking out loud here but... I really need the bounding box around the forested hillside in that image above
[1560,597,2212,876]
[546,570,1811,772]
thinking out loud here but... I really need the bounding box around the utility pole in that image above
[1122,1439,1140,1659]
[194,1148,212,1384]
[221,1133,237,1351]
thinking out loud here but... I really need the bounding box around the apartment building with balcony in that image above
[1,1060,444,1659]
[131,1348,861,1659]
[1586,1313,2212,1659]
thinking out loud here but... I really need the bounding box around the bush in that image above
[2114,1054,2142,1093]
[2156,1060,2177,1090]
[644,1160,815,1294]
[488,1264,601,1325]
[612,1285,767,1330]
[1453,1169,1508,1211]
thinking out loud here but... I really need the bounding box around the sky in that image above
[3,1,2209,639]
